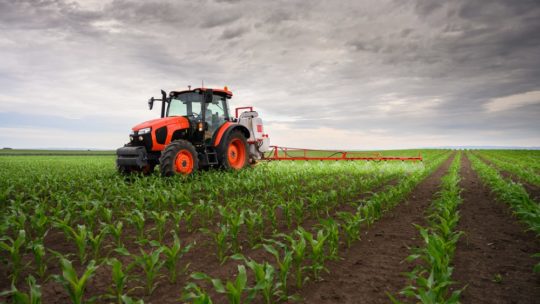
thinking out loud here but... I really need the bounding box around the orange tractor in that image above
[116,87,270,176]
[117,86,423,176]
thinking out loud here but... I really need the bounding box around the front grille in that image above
[130,133,153,151]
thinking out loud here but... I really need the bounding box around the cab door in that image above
[204,96,229,142]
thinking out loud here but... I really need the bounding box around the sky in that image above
[0,0,539,150]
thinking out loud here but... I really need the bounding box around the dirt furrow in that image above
[296,154,455,303]
[451,155,540,304]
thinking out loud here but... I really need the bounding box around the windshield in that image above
[167,92,202,117]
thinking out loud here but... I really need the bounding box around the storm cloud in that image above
[0,0,539,149]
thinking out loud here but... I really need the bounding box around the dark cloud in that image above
[220,25,250,39]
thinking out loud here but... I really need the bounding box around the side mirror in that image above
[148,97,154,110]
[203,89,213,103]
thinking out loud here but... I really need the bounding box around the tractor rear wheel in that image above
[219,130,249,170]
[159,140,199,177]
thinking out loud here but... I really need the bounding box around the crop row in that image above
[392,152,463,303]
[475,151,540,187]
[467,152,540,273]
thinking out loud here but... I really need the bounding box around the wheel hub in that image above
[174,150,194,174]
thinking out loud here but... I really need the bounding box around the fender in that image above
[213,122,250,147]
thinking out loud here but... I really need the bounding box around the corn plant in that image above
[126,210,146,241]
[300,227,329,280]
[88,226,109,262]
[132,247,165,295]
[0,275,42,304]
[278,229,307,288]
[244,209,264,247]
[318,218,340,260]
[263,243,293,299]
[30,241,47,278]
[107,221,124,248]
[182,282,214,304]
[104,258,138,304]
[232,254,279,304]
[192,265,252,304]
[52,257,98,304]
[29,206,49,242]
[151,211,169,242]
[170,210,185,235]
[57,223,88,264]
[160,233,193,283]
[120,295,145,304]
[185,209,196,232]
[194,200,216,228]
[337,211,364,247]
[201,224,231,263]
[227,210,245,253]
[0,229,27,284]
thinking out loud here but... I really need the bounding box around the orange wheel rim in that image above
[174,150,194,174]
[228,138,245,169]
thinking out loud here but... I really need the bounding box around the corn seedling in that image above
[182,282,214,304]
[104,258,138,304]
[160,233,193,283]
[106,221,124,248]
[52,257,98,304]
[30,241,47,278]
[0,275,42,304]
[126,210,146,241]
[57,223,88,264]
[263,243,293,299]
[337,211,364,247]
[300,227,329,280]
[278,229,307,288]
[201,224,231,264]
[192,265,251,304]
[133,247,165,295]
[121,295,145,304]
[0,229,27,284]
[318,218,340,260]
[88,226,109,262]
[151,211,169,242]
[244,209,264,247]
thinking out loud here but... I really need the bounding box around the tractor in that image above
[116,87,270,176]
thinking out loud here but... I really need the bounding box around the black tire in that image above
[159,140,199,177]
[218,130,249,170]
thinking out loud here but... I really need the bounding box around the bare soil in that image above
[295,154,455,303]
[451,155,540,304]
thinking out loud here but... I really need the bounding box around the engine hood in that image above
[132,116,190,131]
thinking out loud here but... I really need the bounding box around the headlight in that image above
[137,127,151,135]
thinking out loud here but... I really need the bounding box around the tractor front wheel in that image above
[160,140,199,177]
[219,130,249,170]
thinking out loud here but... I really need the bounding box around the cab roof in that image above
[170,87,233,98]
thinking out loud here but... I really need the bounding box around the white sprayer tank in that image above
[237,110,270,161]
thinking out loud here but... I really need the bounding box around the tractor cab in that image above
[116,86,270,176]
[167,89,232,141]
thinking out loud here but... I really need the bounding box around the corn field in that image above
[0,149,539,303]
